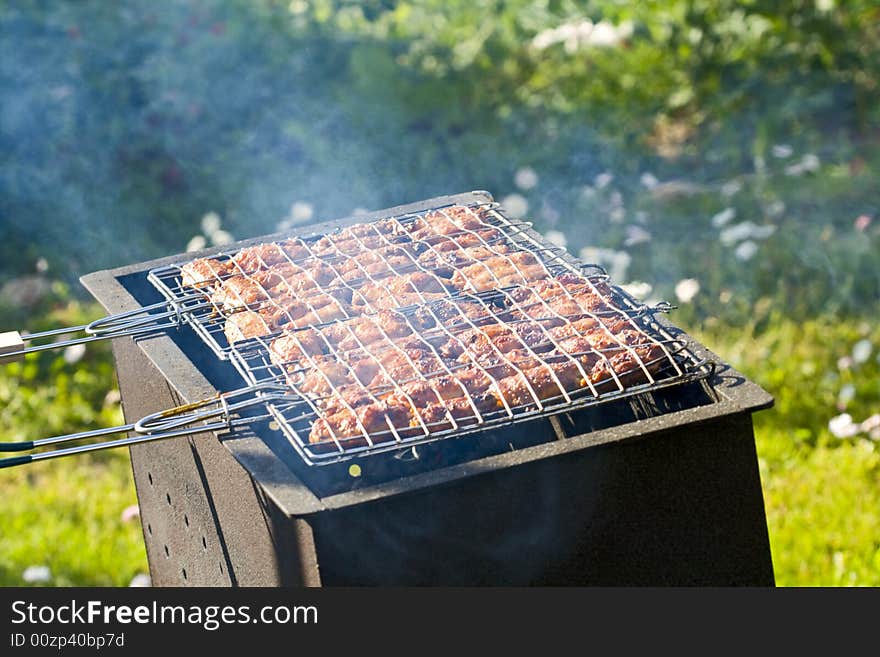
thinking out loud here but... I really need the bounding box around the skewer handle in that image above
[0,294,206,363]
[0,331,26,365]
[0,382,288,469]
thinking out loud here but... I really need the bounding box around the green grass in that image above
[0,298,148,587]
[0,454,147,587]
[0,302,877,586]
[691,314,880,586]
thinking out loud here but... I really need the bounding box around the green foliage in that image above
[0,300,146,586]
[0,456,146,587]
[2,0,877,318]
[0,1,878,586]
[691,316,880,586]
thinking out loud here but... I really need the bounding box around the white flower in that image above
[624,225,651,246]
[63,343,86,365]
[514,167,538,190]
[129,574,152,587]
[531,19,631,51]
[767,201,785,217]
[640,172,659,189]
[674,278,700,304]
[543,230,567,248]
[531,19,593,51]
[579,247,631,282]
[121,505,140,523]
[720,223,752,245]
[852,339,872,364]
[734,240,758,261]
[785,153,820,176]
[35,258,49,273]
[720,221,775,246]
[620,281,652,299]
[186,235,207,252]
[801,153,820,172]
[837,383,856,408]
[594,172,614,189]
[200,212,222,235]
[861,414,880,433]
[828,413,859,438]
[650,180,705,201]
[290,201,314,222]
[832,551,845,575]
[210,230,234,246]
[771,144,793,158]
[501,193,529,219]
[22,566,51,583]
[711,207,736,228]
[531,27,558,51]
[588,21,621,47]
[720,180,742,197]
[837,356,853,371]
[751,224,777,239]
[539,202,560,224]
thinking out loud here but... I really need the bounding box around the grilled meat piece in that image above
[451,252,550,291]
[223,311,273,345]
[210,261,341,310]
[179,239,317,287]
[180,257,228,288]
[180,206,681,451]
[351,272,453,310]
[223,293,352,344]
[309,392,429,445]
[305,329,666,445]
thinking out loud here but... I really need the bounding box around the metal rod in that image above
[17,324,91,340]
[0,423,137,453]
[1,295,207,364]
[0,422,232,469]
[0,382,286,468]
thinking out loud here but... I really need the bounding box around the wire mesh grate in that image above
[148,200,714,465]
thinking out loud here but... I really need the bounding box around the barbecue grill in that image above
[1,191,775,585]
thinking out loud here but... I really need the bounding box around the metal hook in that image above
[0,294,209,365]
[0,382,284,469]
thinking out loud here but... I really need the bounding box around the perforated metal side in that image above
[112,336,320,586]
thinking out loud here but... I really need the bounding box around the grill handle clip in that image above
[0,382,287,469]
[0,294,206,364]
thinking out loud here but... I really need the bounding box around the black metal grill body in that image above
[82,191,775,586]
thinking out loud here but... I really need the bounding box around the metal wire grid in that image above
[148,200,713,465]
[147,202,587,359]
[228,282,712,466]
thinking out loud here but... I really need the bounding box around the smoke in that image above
[1,1,875,320]
[0,2,612,282]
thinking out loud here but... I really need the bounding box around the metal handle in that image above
[0,294,207,364]
[0,382,288,469]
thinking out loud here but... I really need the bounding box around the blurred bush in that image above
[1,0,877,321]
[1,0,878,586]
